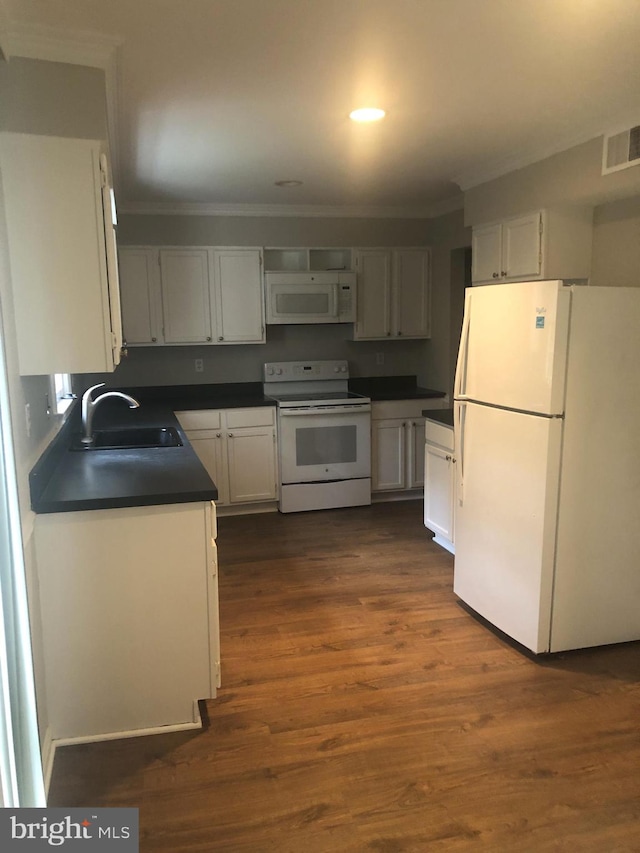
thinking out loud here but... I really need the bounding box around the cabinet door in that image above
[394,249,430,338]
[503,212,542,281]
[187,431,229,505]
[118,248,162,345]
[372,419,406,491]
[0,134,119,374]
[407,418,426,489]
[424,443,454,541]
[472,223,502,285]
[226,427,277,503]
[212,249,265,343]
[160,249,212,343]
[354,250,392,339]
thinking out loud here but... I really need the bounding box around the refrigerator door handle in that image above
[454,298,471,399]
[455,402,466,505]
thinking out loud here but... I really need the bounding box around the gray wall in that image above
[591,196,640,287]
[464,137,640,226]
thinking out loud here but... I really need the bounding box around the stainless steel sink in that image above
[71,427,183,451]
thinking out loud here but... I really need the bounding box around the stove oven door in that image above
[278,406,371,484]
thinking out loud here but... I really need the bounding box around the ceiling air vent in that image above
[602,124,640,175]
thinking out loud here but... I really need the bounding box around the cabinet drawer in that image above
[175,410,222,430]
[425,421,454,451]
[372,398,445,421]
[225,407,275,428]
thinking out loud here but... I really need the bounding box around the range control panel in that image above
[264,360,349,383]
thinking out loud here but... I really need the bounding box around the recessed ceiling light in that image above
[349,107,386,123]
[274,179,303,187]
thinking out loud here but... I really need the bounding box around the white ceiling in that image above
[4,0,640,217]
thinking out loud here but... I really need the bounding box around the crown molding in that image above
[118,201,439,220]
[5,21,121,67]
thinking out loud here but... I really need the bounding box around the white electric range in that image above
[264,360,371,513]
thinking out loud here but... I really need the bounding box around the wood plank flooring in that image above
[48,501,640,852]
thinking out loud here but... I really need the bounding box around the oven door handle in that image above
[279,405,371,416]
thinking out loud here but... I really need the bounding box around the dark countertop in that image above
[349,375,446,401]
[113,382,276,411]
[31,402,219,514]
[423,408,454,427]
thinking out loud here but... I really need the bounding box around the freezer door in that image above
[454,401,563,653]
[455,280,570,415]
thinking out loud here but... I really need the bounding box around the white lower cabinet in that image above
[371,399,445,494]
[176,407,278,509]
[424,420,455,553]
[34,501,220,743]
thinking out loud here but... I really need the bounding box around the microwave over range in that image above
[265,272,356,324]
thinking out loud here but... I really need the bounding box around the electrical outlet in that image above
[376,352,384,366]
[194,358,204,373]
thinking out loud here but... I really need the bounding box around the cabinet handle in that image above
[218,336,224,341]
[492,272,499,279]
[501,270,507,277]
[228,433,234,438]
[215,432,221,438]
[206,336,212,341]
[151,337,157,342]
[387,331,391,336]
[446,454,452,461]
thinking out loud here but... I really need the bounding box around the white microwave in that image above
[265,272,356,324]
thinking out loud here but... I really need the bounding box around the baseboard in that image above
[49,701,204,750]
[41,726,55,799]
[372,490,422,503]
[216,501,278,517]
[433,534,455,554]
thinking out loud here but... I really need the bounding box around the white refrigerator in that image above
[453,279,640,654]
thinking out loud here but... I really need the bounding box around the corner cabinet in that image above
[371,399,445,494]
[34,501,220,742]
[118,246,265,346]
[0,133,123,375]
[175,407,278,509]
[424,420,455,554]
[471,208,593,285]
[354,248,431,340]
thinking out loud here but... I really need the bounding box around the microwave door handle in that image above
[330,283,339,318]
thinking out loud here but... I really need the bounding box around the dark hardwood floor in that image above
[49,501,640,852]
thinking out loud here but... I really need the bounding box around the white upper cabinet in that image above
[355,248,431,340]
[471,208,593,285]
[118,246,264,346]
[160,249,213,343]
[354,250,392,339]
[211,248,264,343]
[394,249,431,338]
[118,248,162,345]
[0,133,123,375]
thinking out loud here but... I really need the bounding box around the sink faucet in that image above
[81,383,140,444]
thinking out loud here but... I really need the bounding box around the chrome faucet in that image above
[81,383,140,444]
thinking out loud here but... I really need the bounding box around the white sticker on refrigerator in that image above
[536,317,545,329]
